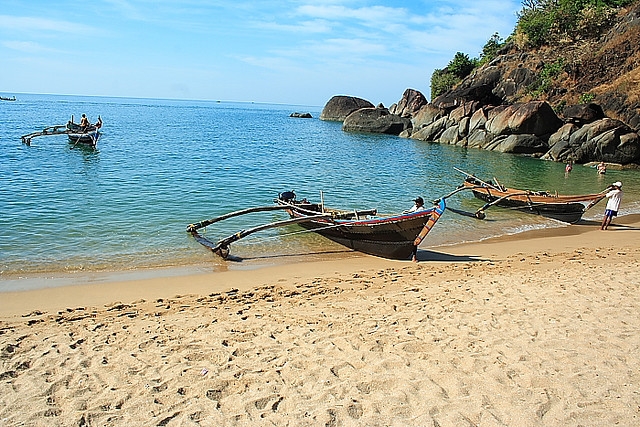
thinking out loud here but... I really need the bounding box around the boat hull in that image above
[68,131,100,146]
[280,198,446,259]
[471,190,587,223]
[463,179,604,224]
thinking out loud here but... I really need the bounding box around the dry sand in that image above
[1,216,639,426]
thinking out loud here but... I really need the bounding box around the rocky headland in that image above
[321,1,640,167]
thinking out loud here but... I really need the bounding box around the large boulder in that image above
[562,103,605,125]
[432,84,502,111]
[432,65,510,110]
[412,104,445,129]
[467,129,491,148]
[493,67,537,101]
[389,89,428,118]
[485,134,548,155]
[342,107,412,135]
[485,101,563,137]
[570,119,640,164]
[542,118,640,163]
[439,125,462,145]
[449,101,480,123]
[542,123,579,161]
[598,91,640,132]
[469,107,489,133]
[410,116,451,141]
[320,96,375,122]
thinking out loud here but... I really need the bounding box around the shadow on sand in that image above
[601,224,640,231]
[226,248,488,264]
[571,219,640,231]
[416,249,489,263]
[224,249,354,262]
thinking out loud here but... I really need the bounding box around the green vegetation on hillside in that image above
[515,0,632,48]
[527,58,565,99]
[430,0,635,100]
[430,34,505,100]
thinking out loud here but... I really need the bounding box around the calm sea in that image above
[1,93,639,291]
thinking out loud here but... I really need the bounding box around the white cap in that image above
[613,181,622,188]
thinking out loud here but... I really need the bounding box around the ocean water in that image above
[1,93,639,290]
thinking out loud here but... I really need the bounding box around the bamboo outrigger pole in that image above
[453,167,503,191]
[188,212,333,258]
[21,125,70,146]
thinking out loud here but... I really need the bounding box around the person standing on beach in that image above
[601,181,623,230]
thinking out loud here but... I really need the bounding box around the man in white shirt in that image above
[406,196,426,213]
[601,181,623,230]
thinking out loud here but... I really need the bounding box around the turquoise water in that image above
[1,93,639,289]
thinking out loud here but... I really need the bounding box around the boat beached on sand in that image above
[187,191,446,260]
[458,171,608,224]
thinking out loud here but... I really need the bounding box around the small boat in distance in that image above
[187,191,446,260]
[21,115,103,148]
[460,173,607,224]
[0,96,16,101]
[66,116,103,147]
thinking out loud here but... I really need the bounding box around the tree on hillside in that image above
[516,0,633,47]
[448,52,477,79]
[478,33,505,66]
[430,68,460,100]
[430,35,507,99]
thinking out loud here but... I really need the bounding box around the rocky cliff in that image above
[321,1,640,166]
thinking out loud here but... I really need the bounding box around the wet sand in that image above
[1,216,639,426]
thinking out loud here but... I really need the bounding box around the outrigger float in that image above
[187,191,447,260]
[21,115,103,148]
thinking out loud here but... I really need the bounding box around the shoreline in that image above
[1,213,639,425]
[1,213,638,319]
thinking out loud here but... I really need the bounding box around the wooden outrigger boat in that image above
[0,96,16,101]
[187,191,446,260]
[457,169,607,223]
[21,115,103,148]
[65,117,102,147]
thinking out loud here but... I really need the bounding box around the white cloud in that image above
[253,19,333,34]
[2,40,59,54]
[297,4,409,23]
[0,15,95,35]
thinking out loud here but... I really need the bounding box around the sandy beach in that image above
[1,216,639,426]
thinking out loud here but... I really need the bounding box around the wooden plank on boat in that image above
[414,198,446,246]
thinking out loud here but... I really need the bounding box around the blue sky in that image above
[0,1,521,107]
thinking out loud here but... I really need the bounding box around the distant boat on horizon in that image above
[0,96,16,101]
